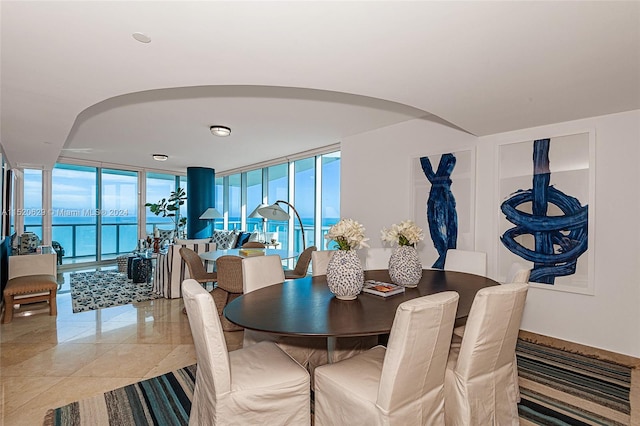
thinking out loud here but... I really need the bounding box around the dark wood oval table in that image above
[224,269,499,338]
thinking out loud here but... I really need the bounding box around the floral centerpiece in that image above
[325,218,370,250]
[380,220,424,247]
[381,220,424,287]
[324,219,369,300]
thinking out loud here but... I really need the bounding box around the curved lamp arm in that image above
[258,200,306,250]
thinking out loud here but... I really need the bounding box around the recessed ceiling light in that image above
[132,32,151,43]
[210,125,231,137]
[152,154,168,161]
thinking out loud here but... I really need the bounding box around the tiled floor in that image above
[0,268,243,426]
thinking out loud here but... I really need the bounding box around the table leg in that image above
[327,336,336,364]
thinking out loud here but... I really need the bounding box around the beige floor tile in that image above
[1,343,118,378]
[70,343,177,378]
[144,344,197,378]
[0,375,65,414]
[122,320,194,345]
[0,342,57,369]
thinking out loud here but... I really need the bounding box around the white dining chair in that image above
[315,292,460,425]
[182,279,310,425]
[444,282,528,425]
[506,261,531,284]
[311,250,334,276]
[444,249,487,276]
[242,255,327,371]
[364,247,393,270]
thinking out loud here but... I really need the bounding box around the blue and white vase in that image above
[326,249,364,300]
[388,245,422,287]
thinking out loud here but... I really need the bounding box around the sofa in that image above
[152,241,216,299]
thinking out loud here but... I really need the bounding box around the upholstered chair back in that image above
[364,247,393,270]
[506,261,531,284]
[284,246,317,279]
[241,255,285,293]
[311,250,334,276]
[444,249,487,276]
[182,278,231,412]
[378,291,459,413]
[445,282,528,425]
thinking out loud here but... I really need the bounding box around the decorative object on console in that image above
[145,187,187,238]
[198,207,222,234]
[381,220,424,287]
[258,200,306,249]
[324,219,369,300]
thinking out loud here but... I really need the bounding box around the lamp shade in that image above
[258,203,290,221]
[199,207,222,220]
[248,203,269,219]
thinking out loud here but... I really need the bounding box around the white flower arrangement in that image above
[325,218,370,250]
[381,220,424,247]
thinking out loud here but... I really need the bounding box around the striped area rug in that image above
[43,365,196,426]
[44,333,639,425]
[516,331,639,425]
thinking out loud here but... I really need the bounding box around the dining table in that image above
[224,269,499,360]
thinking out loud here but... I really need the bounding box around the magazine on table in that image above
[362,280,405,297]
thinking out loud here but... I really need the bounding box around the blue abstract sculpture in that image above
[500,139,588,284]
[420,154,458,269]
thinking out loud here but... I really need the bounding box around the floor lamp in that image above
[199,207,223,235]
[258,201,306,250]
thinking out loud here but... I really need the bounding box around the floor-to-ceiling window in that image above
[23,169,43,239]
[267,164,290,250]
[294,158,315,251]
[321,152,341,249]
[214,176,224,230]
[101,168,138,259]
[214,148,340,254]
[228,174,241,230]
[246,169,264,238]
[52,164,98,261]
[145,172,182,236]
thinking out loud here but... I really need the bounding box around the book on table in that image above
[362,280,405,297]
[239,248,265,257]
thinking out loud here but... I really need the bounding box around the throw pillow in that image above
[248,232,262,242]
[235,232,252,248]
[212,230,237,250]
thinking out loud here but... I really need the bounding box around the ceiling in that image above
[1,1,639,174]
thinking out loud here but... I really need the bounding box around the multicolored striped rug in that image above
[516,331,639,425]
[44,365,196,426]
[44,333,638,425]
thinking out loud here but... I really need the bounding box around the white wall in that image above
[341,110,640,357]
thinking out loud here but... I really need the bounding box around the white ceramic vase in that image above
[388,245,422,287]
[326,249,364,300]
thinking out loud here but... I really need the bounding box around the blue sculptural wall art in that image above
[412,150,475,269]
[498,132,594,294]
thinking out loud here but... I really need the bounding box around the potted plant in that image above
[145,187,187,238]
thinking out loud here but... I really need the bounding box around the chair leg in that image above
[49,291,57,316]
[2,294,14,324]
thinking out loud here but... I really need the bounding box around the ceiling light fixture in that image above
[210,125,231,137]
[152,154,168,161]
[132,32,151,43]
